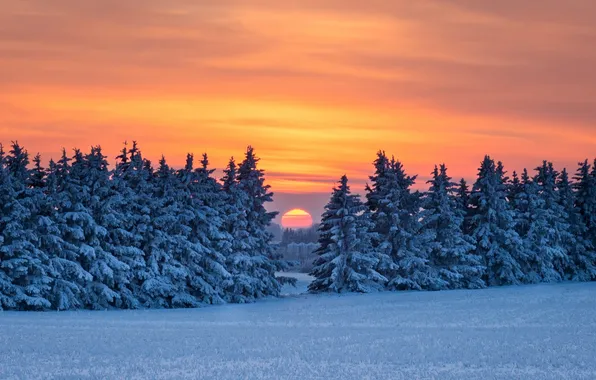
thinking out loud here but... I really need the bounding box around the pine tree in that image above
[113,141,155,302]
[46,149,93,310]
[0,142,52,310]
[516,162,570,282]
[507,171,524,210]
[309,175,386,293]
[573,160,596,277]
[224,147,292,302]
[456,178,472,235]
[558,168,596,280]
[469,156,525,286]
[421,165,484,290]
[365,151,429,290]
[140,155,196,308]
[176,153,231,304]
[0,144,18,310]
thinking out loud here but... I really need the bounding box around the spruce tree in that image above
[226,147,292,302]
[46,150,93,310]
[456,178,473,235]
[573,159,596,275]
[365,151,430,290]
[141,155,196,308]
[176,153,231,304]
[469,156,525,286]
[0,144,18,310]
[0,142,52,310]
[558,168,596,280]
[516,163,570,282]
[421,165,484,290]
[76,147,131,309]
[309,175,386,293]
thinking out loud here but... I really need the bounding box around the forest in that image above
[310,152,596,293]
[0,142,293,311]
[1,141,595,310]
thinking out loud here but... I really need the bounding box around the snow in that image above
[1,280,596,380]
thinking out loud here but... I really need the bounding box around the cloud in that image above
[1,0,595,195]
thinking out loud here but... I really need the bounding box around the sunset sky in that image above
[1,1,595,220]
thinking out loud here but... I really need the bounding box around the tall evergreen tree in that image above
[517,162,570,282]
[309,175,386,293]
[224,147,292,302]
[456,178,472,235]
[176,153,232,304]
[0,142,52,310]
[140,155,196,308]
[0,144,18,310]
[574,159,596,272]
[469,156,525,286]
[558,168,596,280]
[421,165,484,290]
[365,151,429,290]
[74,147,131,309]
[46,150,93,310]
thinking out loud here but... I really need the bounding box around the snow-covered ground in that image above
[1,280,596,380]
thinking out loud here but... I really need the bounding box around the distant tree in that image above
[46,150,93,310]
[0,142,52,310]
[469,156,525,286]
[558,168,596,280]
[0,144,18,310]
[140,155,196,308]
[309,175,387,293]
[455,178,472,235]
[75,147,131,309]
[517,162,569,283]
[421,165,484,290]
[365,151,429,290]
[179,153,232,304]
[573,159,596,278]
[225,147,293,302]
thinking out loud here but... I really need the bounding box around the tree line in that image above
[309,152,596,293]
[0,141,294,311]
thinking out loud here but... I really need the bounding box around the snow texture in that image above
[1,278,595,380]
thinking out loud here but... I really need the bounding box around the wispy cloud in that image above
[1,0,594,193]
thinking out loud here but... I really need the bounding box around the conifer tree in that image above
[309,175,386,293]
[574,159,596,273]
[456,178,472,235]
[0,144,18,310]
[516,162,570,282]
[74,147,130,309]
[469,156,525,286]
[46,150,93,310]
[558,168,596,280]
[225,147,292,302]
[421,165,484,289]
[175,153,231,304]
[365,151,430,290]
[140,155,195,308]
[0,142,52,309]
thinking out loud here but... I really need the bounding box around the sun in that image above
[281,208,313,229]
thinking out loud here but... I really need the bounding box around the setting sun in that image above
[281,208,314,229]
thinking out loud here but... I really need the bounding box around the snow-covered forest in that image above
[310,152,596,293]
[2,142,595,311]
[0,141,294,311]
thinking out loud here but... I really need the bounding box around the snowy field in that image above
[1,279,596,380]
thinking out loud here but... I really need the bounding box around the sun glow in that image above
[281,208,313,229]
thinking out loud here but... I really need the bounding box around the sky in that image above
[1,1,595,221]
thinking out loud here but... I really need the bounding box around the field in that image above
[1,276,595,379]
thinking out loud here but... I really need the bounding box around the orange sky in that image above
[1,0,595,199]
